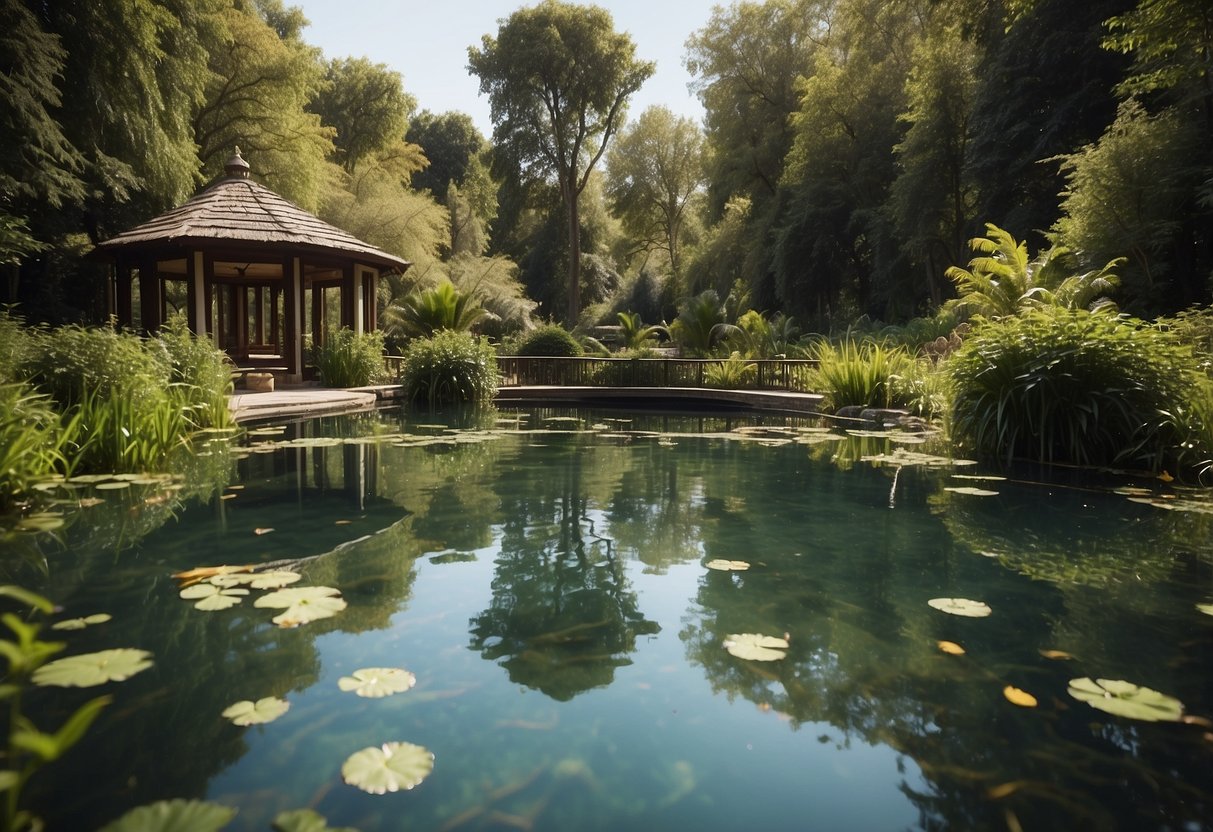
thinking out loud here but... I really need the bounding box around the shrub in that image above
[400,330,499,406]
[948,308,1213,473]
[24,323,169,409]
[810,339,915,411]
[670,290,729,357]
[705,353,757,388]
[311,328,385,388]
[510,323,582,357]
[0,310,34,385]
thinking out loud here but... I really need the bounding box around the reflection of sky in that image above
[204,526,923,831]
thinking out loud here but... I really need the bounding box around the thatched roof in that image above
[93,153,408,272]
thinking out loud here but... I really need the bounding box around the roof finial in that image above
[224,146,250,179]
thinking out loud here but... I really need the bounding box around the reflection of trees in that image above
[605,448,705,573]
[680,456,1213,830]
[471,441,659,701]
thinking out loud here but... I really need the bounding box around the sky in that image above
[293,0,723,138]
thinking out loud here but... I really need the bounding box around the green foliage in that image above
[445,255,536,338]
[0,585,111,832]
[399,330,498,407]
[312,57,415,174]
[311,328,385,388]
[945,223,1121,319]
[510,324,583,357]
[670,290,729,357]
[387,281,488,339]
[810,339,915,411]
[0,383,74,510]
[23,324,170,410]
[605,106,705,281]
[948,308,1213,474]
[156,314,232,430]
[469,0,654,322]
[615,312,667,351]
[725,310,800,358]
[705,353,757,388]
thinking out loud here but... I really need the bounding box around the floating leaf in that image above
[172,564,254,587]
[723,633,789,662]
[222,696,289,726]
[94,481,131,491]
[33,649,153,688]
[1039,649,1074,660]
[1003,685,1037,707]
[338,668,417,698]
[97,799,236,832]
[1067,677,1183,722]
[211,571,301,590]
[705,559,750,571]
[16,513,64,532]
[928,598,992,618]
[341,742,434,794]
[272,808,359,832]
[180,584,248,611]
[253,527,274,536]
[944,486,1000,497]
[255,586,346,628]
[1197,604,1213,617]
[937,640,965,655]
[52,613,112,631]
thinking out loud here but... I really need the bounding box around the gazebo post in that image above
[253,285,264,347]
[285,256,301,381]
[341,262,356,331]
[270,286,281,351]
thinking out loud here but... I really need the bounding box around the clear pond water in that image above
[8,407,1213,831]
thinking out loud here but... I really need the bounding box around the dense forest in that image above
[1,0,1210,333]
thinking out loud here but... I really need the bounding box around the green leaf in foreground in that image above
[927,598,992,618]
[97,799,236,832]
[51,613,112,631]
[723,633,789,661]
[342,742,434,794]
[1067,677,1183,722]
[32,649,153,688]
[337,668,417,698]
[272,808,359,832]
[222,696,290,726]
[254,586,347,628]
[1197,603,1213,617]
[180,584,248,611]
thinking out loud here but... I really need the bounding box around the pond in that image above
[7,407,1213,831]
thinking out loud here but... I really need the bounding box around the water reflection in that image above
[6,410,1213,830]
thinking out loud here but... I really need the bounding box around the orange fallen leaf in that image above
[1003,685,1037,708]
[937,640,965,655]
[1182,714,1213,729]
[986,781,1027,800]
[1159,470,1174,482]
[254,528,274,536]
[1038,649,1074,660]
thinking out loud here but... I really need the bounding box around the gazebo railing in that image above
[495,356,817,390]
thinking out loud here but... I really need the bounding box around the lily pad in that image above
[341,742,435,794]
[272,809,359,832]
[1067,677,1183,722]
[94,481,131,491]
[97,799,236,832]
[222,696,290,726]
[52,613,112,631]
[180,583,248,611]
[928,598,992,618]
[944,486,1000,497]
[1198,604,1213,617]
[211,570,302,590]
[337,667,417,698]
[723,633,789,662]
[255,586,347,628]
[32,648,153,688]
[705,559,750,571]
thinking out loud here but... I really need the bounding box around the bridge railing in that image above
[489,356,819,391]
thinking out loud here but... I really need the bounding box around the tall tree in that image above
[408,110,486,196]
[468,0,653,323]
[192,0,333,211]
[311,57,417,174]
[606,106,705,284]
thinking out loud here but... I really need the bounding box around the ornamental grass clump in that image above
[948,308,1213,474]
[400,330,498,406]
[0,383,76,509]
[809,339,915,410]
[156,314,232,429]
[509,323,582,357]
[311,328,385,388]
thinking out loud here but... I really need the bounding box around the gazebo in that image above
[92,149,409,382]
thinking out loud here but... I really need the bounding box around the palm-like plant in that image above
[945,224,1122,319]
[386,281,490,338]
[616,311,668,350]
[726,310,801,358]
[670,290,731,357]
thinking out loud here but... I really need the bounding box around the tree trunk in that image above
[566,188,582,324]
